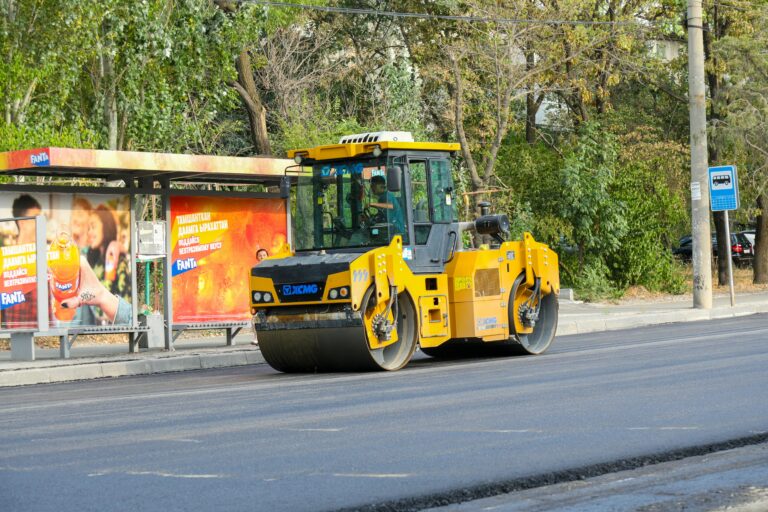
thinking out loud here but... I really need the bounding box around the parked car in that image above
[673,232,753,266]
[739,230,755,249]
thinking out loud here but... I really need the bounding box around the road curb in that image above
[557,305,767,337]
[0,350,266,388]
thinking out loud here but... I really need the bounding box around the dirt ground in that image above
[620,266,768,304]
[2,267,766,351]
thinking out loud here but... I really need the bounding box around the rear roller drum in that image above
[507,272,558,354]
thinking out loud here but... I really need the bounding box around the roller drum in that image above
[255,291,417,372]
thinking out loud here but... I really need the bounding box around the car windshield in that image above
[292,159,408,251]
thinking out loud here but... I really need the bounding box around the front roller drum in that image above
[256,290,418,373]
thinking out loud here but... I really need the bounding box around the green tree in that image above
[78,0,239,151]
[1,0,98,145]
[558,122,627,271]
[713,3,768,282]
[609,126,688,292]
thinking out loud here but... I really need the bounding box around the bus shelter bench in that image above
[171,322,250,347]
[3,326,151,360]
[59,325,152,359]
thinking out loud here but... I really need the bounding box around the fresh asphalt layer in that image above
[421,441,768,512]
[2,315,767,512]
[0,290,766,387]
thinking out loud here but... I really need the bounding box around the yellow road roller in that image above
[250,132,559,372]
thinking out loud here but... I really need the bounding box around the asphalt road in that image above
[1,315,767,512]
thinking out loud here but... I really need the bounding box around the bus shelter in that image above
[0,147,291,360]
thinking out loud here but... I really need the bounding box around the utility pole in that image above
[687,0,713,309]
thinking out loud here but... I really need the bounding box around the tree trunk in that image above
[525,49,537,144]
[234,50,271,156]
[102,53,119,150]
[754,194,768,283]
[704,7,729,286]
[526,91,537,144]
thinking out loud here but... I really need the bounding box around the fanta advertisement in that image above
[0,192,132,329]
[0,242,37,315]
[170,196,287,323]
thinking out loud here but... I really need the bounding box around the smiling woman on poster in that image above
[67,204,131,325]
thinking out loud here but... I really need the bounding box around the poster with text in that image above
[0,232,39,329]
[0,192,132,329]
[170,196,287,323]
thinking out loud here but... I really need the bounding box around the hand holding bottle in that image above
[60,256,120,322]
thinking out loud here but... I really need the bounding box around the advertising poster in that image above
[0,192,132,329]
[170,196,287,323]
[0,230,39,330]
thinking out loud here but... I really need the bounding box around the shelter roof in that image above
[0,147,291,185]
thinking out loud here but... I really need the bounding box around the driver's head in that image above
[371,175,386,194]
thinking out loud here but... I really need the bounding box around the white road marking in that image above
[479,429,542,433]
[333,473,411,478]
[628,426,699,431]
[88,470,224,479]
[286,428,343,432]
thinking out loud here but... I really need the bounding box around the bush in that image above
[570,259,622,302]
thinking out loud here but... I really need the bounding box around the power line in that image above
[239,0,641,27]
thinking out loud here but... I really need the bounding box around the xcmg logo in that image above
[282,283,319,296]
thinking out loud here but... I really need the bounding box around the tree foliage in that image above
[6,0,768,298]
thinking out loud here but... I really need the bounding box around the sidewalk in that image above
[1,291,766,387]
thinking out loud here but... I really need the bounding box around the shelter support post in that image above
[10,332,35,361]
[162,180,174,351]
[59,334,69,359]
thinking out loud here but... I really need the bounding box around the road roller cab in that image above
[250,132,560,372]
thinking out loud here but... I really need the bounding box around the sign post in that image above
[709,165,740,306]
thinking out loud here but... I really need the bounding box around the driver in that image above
[365,175,405,234]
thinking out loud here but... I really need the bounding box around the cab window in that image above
[429,160,455,223]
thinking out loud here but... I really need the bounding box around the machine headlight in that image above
[327,286,349,300]
[252,291,262,302]
[263,292,272,303]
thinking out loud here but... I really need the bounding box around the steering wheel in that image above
[359,205,386,228]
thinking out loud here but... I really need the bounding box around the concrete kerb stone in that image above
[200,352,250,369]
[144,356,204,374]
[0,368,52,387]
[557,304,756,337]
[49,364,105,383]
[0,350,260,387]
[245,351,266,365]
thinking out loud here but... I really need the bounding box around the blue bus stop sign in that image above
[708,165,739,211]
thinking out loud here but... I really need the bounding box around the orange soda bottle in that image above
[49,232,80,302]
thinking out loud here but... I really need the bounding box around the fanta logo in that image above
[352,269,369,282]
[282,283,319,296]
[55,282,73,291]
[30,152,50,166]
[171,257,198,276]
[1,290,25,306]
